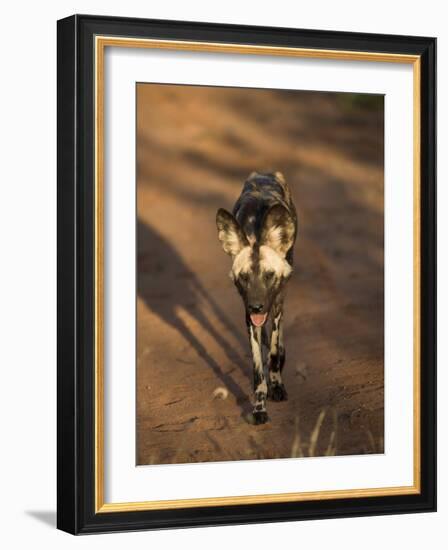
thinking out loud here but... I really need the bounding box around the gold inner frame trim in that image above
[94,35,421,513]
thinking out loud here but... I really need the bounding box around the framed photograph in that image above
[57,14,436,534]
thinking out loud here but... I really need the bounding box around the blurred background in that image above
[136,84,384,465]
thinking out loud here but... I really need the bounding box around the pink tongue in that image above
[250,313,267,327]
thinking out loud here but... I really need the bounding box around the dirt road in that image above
[136,84,384,465]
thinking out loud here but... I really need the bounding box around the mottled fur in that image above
[216,172,297,424]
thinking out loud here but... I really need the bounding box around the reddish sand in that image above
[136,84,384,465]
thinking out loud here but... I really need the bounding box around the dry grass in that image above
[290,408,338,458]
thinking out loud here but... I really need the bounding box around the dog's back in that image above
[233,172,297,262]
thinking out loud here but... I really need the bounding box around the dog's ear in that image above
[260,204,295,258]
[216,209,249,257]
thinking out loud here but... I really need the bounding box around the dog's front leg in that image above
[268,308,288,401]
[247,317,268,424]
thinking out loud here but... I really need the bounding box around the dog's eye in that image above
[239,272,249,284]
[264,271,275,281]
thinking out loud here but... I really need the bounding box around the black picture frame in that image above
[57,14,436,534]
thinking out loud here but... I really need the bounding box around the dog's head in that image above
[216,204,295,327]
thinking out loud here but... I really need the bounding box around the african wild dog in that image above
[216,171,297,424]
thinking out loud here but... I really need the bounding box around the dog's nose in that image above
[250,303,264,313]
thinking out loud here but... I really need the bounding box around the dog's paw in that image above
[269,384,288,402]
[252,410,269,425]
